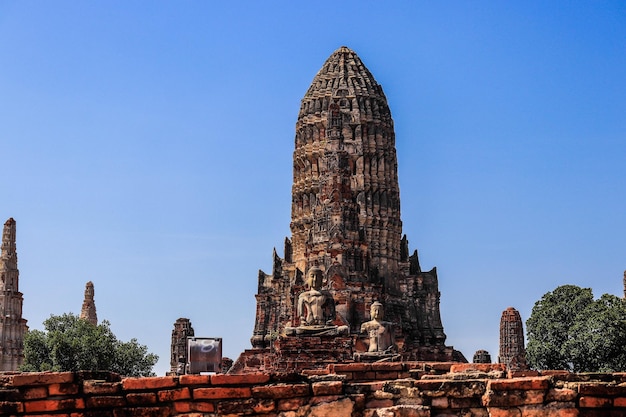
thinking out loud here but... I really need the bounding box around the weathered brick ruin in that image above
[169,318,195,376]
[0,218,28,371]
[238,46,464,373]
[473,350,492,364]
[498,307,527,371]
[79,281,98,326]
[3,366,626,416]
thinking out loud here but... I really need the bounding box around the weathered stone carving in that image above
[79,281,97,326]
[361,301,395,353]
[498,307,527,371]
[297,266,334,327]
[355,301,398,361]
[285,266,348,336]
[0,218,28,371]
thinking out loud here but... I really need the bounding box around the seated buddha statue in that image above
[284,266,348,336]
[355,301,397,360]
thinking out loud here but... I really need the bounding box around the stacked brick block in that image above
[3,366,626,416]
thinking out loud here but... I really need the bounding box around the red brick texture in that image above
[2,366,626,415]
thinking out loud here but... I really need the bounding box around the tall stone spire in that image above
[498,307,527,371]
[169,318,194,375]
[79,281,98,326]
[0,218,28,370]
[290,46,401,279]
[245,47,460,366]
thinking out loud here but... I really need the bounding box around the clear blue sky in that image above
[1,2,624,375]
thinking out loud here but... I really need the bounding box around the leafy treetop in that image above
[526,285,626,373]
[20,313,158,377]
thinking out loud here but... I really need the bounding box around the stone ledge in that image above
[450,363,506,373]
[122,376,177,391]
[210,373,270,386]
[10,372,74,387]
[487,376,551,391]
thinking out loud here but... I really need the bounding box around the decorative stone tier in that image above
[230,338,462,375]
[3,366,626,416]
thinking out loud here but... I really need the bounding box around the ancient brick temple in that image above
[79,281,98,326]
[170,318,195,375]
[498,307,527,371]
[238,47,463,372]
[0,218,28,371]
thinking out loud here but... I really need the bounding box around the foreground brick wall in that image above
[2,363,626,416]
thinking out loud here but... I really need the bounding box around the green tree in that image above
[566,294,626,372]
[526,285,626,372]
[20,313,158,376]
[21,329,52,371]
[526,285,593,370]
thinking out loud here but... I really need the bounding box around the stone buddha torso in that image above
[360,301,395,354]
[285,266,348,336]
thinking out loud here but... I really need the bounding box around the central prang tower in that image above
[245,47,462,368]
[289,46,402,280]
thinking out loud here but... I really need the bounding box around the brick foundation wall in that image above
[2,363,626,416]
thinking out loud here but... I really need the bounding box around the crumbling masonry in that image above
[237,47,464,372]
[79,281,98,326]
[170,318,195,375]
[498,306,527,371]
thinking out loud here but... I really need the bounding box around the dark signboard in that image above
[187,337,222,374]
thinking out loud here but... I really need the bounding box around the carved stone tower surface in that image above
[79,281,98,326]
[249,47,460,363]
[170,318,194,375]
[289,46,402,279]
[498,307,527,371]
[0,218,28,371]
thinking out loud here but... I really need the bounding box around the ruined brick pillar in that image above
[79,281,98,326]
[170,318,194,375]
[473,350,492,364]
[498,307,527,371]
[0,218,28,371]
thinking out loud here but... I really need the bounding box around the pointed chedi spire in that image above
[498,307,528,371]
[79,281,98,326]
[291,46,401,280]
[0,218,28,370]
